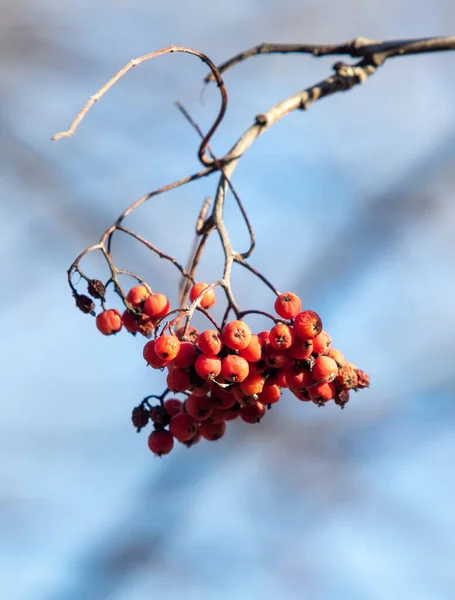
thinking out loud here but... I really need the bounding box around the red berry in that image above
[220,355,250,383]
[197,330,223,355]
[176,325,199,342]
[143,340,169,368]
[96,309,122,335]
[148,429,174,456]
[210,387,237,409]
[264,346,290,369]
[257,384,281,405]
[126,285,150,307]
[163,398,183,417]
[268,323,295,350]
[265,368,288,388]
[166,368,191,392]
[195,354,222,380]
[155,334,181,361]
[184,394,213,421]
[293,310,323,340]
[312,356,338,383]
[239,371,266,396]
[328,348,346,367]
[274,292,302,319]
[284,364,313,390]
[309,381,336,404]
[189,282,216,309]
[240,401,266,424]
[172,341,198,369]
[222,320,252,350]
[257,331,270,345]
[312,331,332,355]
[288,338,313,360]
[199,420,226,441]
[143,293,170,320]
[169,412,198,442]
[239,334,264,363]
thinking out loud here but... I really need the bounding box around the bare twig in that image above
[52,45,227,168]
[204,35,455,81]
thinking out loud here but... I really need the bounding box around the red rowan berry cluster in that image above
[98,285,368,457]
[56,44,377,459]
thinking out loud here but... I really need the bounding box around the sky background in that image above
[1,1,455,599]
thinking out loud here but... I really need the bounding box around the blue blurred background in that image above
[2,1,455,599]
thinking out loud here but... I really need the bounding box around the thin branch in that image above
[51,45,227,168]
[115,225,194,282]
[204,35,455,81]
[176,101,256,258]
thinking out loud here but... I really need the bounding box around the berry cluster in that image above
[82,281,370,457]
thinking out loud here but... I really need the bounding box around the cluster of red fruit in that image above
[84,281,369,457]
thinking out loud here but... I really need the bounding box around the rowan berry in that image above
[172,341,197,369]
[189,282,216,309]
[166,368,191,392]
[265,368,288,388]
[284,364,314,390]
[87,279,106,300]
[143,293,170,320]
[239,371,266,396]
[148,429,174,456]
[199,420,226,441]
[149,404,171,426]
[197,330,223,355]
[264,346,290,369]
[312,356,338,383]
[176,325,199,343]
[169,412,198,442]
[334,365,358,391]
[126,285,150,307]
[207,407,228,423]
[75,294,95,315]
[131,405,149,431]
[355,369,370,389]
[288,338,313,360]
[328,348,346,368]
[163,398,183,417]
[96,309,123,335]
[257,331,270,345]
[195,354,222,380]
[309,381,336,404]
[143,340,169,368]
[210,387,237,409]
[122,310,155,337]
[239,334,264,363]
[220,355,250,383]
[184,394,213,421]
[269,323,295,350]
[240,401,266,424]
[183,431,202,448]
[292,389,311,402]
[334,390,350,408]
[257,383,281,405]
[274,292,302,319]
[188,377,213,396]
[222,407,241,421]
[293,310,323,340]
[312,331,332,355]
[154,334,180,361]
[222,320,252,350]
